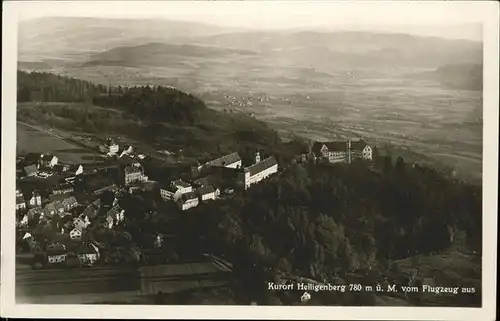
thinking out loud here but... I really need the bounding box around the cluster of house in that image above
[99,138,146,160]
[161,150,279,211]
[16,152,138,267]
[43,242,100,266]
[20,153,83,180]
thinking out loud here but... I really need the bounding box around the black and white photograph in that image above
[1,1,498,320]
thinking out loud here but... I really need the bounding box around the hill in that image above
[18,17,243,63]
[436,63,483,91]
[16,70,305,162]
[83,42,257,67]
[170,30,482,68]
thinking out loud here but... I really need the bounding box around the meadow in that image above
[17,121,105,164]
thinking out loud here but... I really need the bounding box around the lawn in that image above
[17,122,104,165]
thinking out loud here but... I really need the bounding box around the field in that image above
[45,63,482,184]
[17,122,105,164]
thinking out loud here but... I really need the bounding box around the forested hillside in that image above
[17,70,306,164]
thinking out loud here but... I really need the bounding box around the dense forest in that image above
[109,156,481,305]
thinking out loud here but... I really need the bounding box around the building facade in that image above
[310,139,373,164]
[239,153,279,190]
[160,180,193,202]
[177,192,199,211]
[124,165,148,185]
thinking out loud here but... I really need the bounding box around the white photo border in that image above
[2,1,498,320]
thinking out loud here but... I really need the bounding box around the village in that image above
[15,135,373,270]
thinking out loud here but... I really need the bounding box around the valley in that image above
[17,18,483,184]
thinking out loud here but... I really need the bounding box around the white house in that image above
[177,192,199,211]
[47,244,67,264]
[19,214,29,227]
[28,191,42,207]
[160,180,193,202]
[123,164,148,185]
[40,154,59,168]
[74,217,90,230]
[62,196,79,211]
[77,243,99,265]
[310,139,372,164]
[16,196,26,210]
[48,253,67,264]
[75,164,84,176]
[239,153,279,190]
[107,205,125,226]
[154,234,164,248]
[104,138,119,155]
[43,202,64,217]
[197,185,219,201]
[70,227,83,240]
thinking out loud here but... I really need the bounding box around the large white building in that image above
[310,139,372,164]
[239,152,279,190]
[160,179,193,202]
[197,185,219,201]
[177,192,199,211]
[123,163,148,185]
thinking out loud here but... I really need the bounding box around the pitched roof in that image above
[47,243,66,254]
[161,185,178,193]
[24,165,38,175]
[124,165,142,174]
[206,152,241,167]
[194,175,216,187]
[350,139,368,151]
[179,191,198,202]
[77,243,98,255]
[245,156,278,177]
[107,205,123,216]
[44,202,57,213]
[27,207,43,218]
[173,179,190,188]
[72,226,83,233]
[54,183,73,191]
[49,194,69,203]
[62,196,78,206]
[93,184,118,195]
[311,141,348,156]
[40,154,56,161]
[197,185,215,195]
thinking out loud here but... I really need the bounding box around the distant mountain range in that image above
[18,17,483,92]
[18,17,243,61]
[19,17,482,68]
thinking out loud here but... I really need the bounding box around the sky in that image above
[10,1,487,41]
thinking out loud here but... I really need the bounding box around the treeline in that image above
[17,70,208,125]
[92,84,207,125]
[17,70,107,103]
